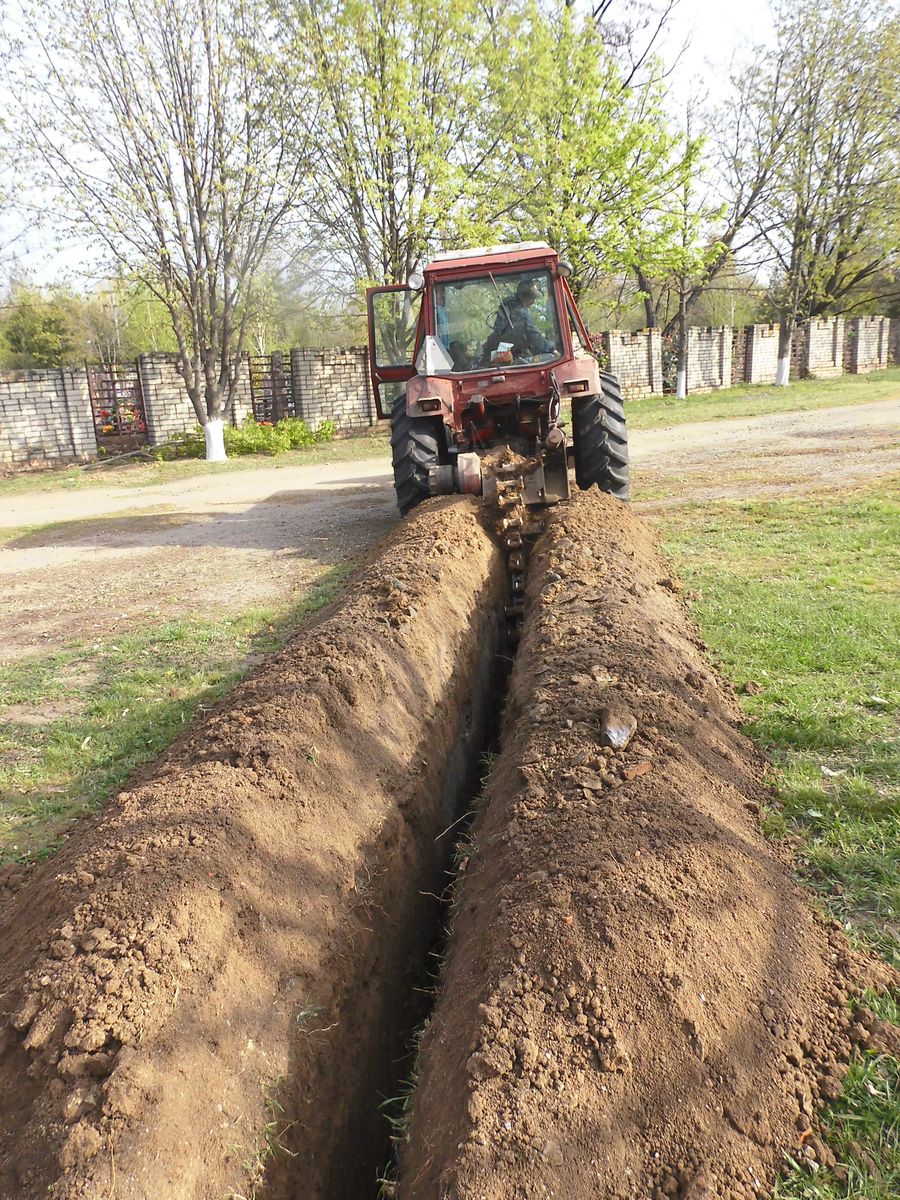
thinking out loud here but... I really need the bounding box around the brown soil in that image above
[399,489,897,1200]
[0,497,504,1200]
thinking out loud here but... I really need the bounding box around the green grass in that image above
[627,367,900,430]
[654,480,898,1200]
[774,1020,898,1200]
[0,568,348,864]
[658,483,899,964]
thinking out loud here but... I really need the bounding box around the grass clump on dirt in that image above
[774,1050,898,1200]
[0,567,348,865]
[627,366,900,430]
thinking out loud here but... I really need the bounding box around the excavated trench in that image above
[0,490,895,1200]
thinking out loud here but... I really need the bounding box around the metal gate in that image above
[86,361,148,447]
[248,351,295,422]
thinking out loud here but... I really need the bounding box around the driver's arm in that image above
[524,309,557,355]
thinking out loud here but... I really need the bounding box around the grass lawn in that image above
[653,480,898,1199]
[1,368,897,500]
[627,367,900,430]
[0,568,348,865]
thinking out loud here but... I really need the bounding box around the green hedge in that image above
[159,416,337,459]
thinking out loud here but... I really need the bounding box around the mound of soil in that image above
[0,497,504,1200]
[399,489,896,1200]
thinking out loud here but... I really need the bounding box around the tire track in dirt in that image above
[0,497,504,1200]
[399,490,897,1200]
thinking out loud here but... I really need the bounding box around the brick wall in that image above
[290,346,376,431]
[803,318,844,378]
[0,368,97,466]
[138,353,253,445]
[686,327,732,392]
[604,329,663,398]
[137,355,195,445]
[789,326,807,381]
[846,316,890,373]
[889,318,900,366]
[745,324,780,384]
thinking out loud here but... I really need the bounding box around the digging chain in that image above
[494,474,544,646]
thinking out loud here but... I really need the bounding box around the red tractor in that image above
[366,242,629,519]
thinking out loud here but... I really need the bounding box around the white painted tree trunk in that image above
[775,355,790,386]
[676,366,687,400]
[204,417,227,461]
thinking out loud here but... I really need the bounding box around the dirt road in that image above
[1,398,896,661]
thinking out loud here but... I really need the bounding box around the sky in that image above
[0,0,778,289]
[656,0,776,109]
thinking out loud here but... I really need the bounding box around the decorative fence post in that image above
[270,351,288,422]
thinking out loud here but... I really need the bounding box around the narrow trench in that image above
[368,561,522,1198]
[257,526,527,1200]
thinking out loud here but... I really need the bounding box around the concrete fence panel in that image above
[605,329,663,398]
[0,367,97,466]
[686,327,732,392]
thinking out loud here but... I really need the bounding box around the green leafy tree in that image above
[0,283,77,368]
[279,0,696,309]
[277,0,506,287]
[7,0,310,457]
[487,3,695,302]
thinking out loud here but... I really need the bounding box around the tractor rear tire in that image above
[572,373,630,501]
[390,395,442,515]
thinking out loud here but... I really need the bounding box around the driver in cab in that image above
[487,279,558,361]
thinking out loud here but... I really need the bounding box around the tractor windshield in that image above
[432,269,562,373]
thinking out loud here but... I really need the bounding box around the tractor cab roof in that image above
[424,242,556,275]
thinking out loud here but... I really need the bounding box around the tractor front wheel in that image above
[571,373,629,501]
[390,396,442,515]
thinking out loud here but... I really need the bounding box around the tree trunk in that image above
[635,267,658,328]
[676,287,688,400]
[204,418,227,461]
[775,318,792,386]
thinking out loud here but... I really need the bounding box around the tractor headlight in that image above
[558,259,573,278]
[407,270,425,291]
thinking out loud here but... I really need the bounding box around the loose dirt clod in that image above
[399,488,896,1200]
[0,496,504,1200]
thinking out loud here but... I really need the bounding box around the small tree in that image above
[7,0,309,457]
[0,282,77,368]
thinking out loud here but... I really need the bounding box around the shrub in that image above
[159,416,337,459]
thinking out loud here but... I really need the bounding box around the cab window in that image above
[432,269,562,372]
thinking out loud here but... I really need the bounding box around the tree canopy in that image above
[1,0,896,413]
